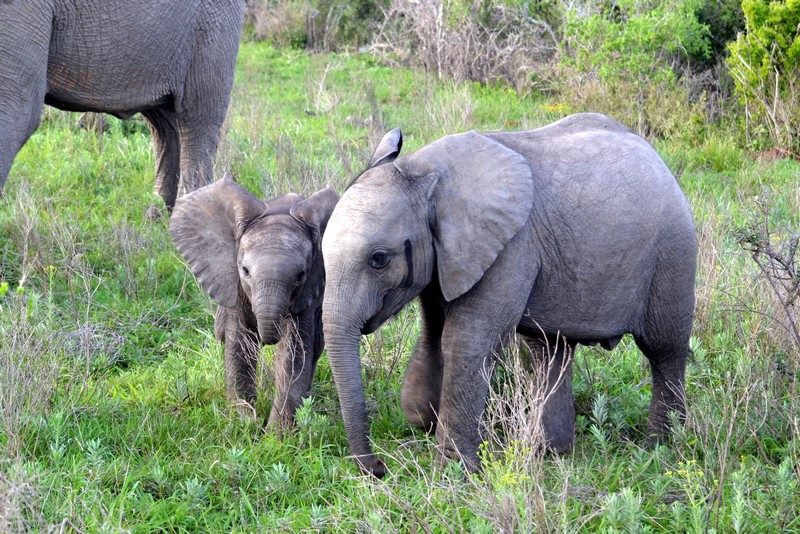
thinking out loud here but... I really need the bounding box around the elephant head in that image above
[171,175,339,344]
[321,129,533,476]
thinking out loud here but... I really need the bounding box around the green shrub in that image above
[696,0,745,63]
[564,0,712,84]
[552,0,712,139]
[726,0,800,151]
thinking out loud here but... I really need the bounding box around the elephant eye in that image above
[241,265,251,278]
[295,270,306,285]
[369,251,391,270]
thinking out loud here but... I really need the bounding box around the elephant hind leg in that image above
[635,336,688,440]
[521,335,575,453]
[141,109,181,211]
[635,251,695,439]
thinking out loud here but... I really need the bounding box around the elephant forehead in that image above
[326,186,407,248]
[338,180,409,224]
[242,219,310,254]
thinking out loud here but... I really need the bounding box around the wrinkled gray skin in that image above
[171,177,338,426]
[322,113,697,477]
[0,0,246,210]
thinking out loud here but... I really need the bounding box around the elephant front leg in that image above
[434,242,535,470]
[217,306,260,417]
[0,3,49,190]
[267,309,322,429]
[401,290,444,433]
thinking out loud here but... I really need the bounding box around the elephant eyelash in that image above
[368,251,392,270]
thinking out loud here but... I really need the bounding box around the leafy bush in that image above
[549,0,713,138]
[563,0,712,84]
[696,0,745,63]
[727,0,800,152]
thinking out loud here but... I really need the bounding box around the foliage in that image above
[696,0,745,62]
[563,0,712,83]
[726,0,800,151]
[244,0,388,50]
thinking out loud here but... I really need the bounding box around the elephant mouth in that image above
[361,315,383,335]
[258,318,285,345]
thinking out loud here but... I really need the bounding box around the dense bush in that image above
[727,0,800,152]
[369,0,557,92]
[564,0,712,82]
[696,0,745,63]
[544,0,712,138]
[244,0,388,50]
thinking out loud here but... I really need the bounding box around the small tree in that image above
[727,0,800,153]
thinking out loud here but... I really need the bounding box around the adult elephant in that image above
[0,0,246,211]
[321,113,697,477]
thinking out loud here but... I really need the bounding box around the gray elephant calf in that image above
[321,113,696,477]
[0,0,246,210]
[170,177,338,426]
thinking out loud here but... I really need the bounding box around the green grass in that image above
[1,43,799,531]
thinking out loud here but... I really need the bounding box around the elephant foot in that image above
[145,204,164,220]
[541,416,575,454]
[435,443,480,473]
[230,398,257,420]
[355,454,386,479]
[265,404,298,434]
[402,405,438,434]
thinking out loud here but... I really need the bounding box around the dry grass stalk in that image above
[369,0,556,94]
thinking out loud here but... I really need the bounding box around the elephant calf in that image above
[170,176,338,426]
[321,113,697,477]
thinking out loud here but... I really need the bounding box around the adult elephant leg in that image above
[267,308,322,428]
[175,2,244,195]
[0,4,50,191]
[216,306,260,416]
[635,240,695,440]
[435,233,537,470]
[521,335,575,453]
[141,109,181,212]
[176,109,223,195]
[401,287,444,432]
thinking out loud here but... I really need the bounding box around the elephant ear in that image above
[170,176,266,307]
[287,188,340,314]
[367,128,403,168]
[289,187,340,235]
[398,132,534,302]
[264,192,304,215]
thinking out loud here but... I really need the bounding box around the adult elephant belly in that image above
[46,0,199,114]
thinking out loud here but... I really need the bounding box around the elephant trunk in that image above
[322,302,386,478]
[252,282,292,345]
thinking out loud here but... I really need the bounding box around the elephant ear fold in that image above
[401,131,534,302]
[289,187,340,235]
[170,176,266,307]
[367,128,403,168]
[264,192,304,215]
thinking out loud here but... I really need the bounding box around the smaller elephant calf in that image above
[170,176,338,426]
